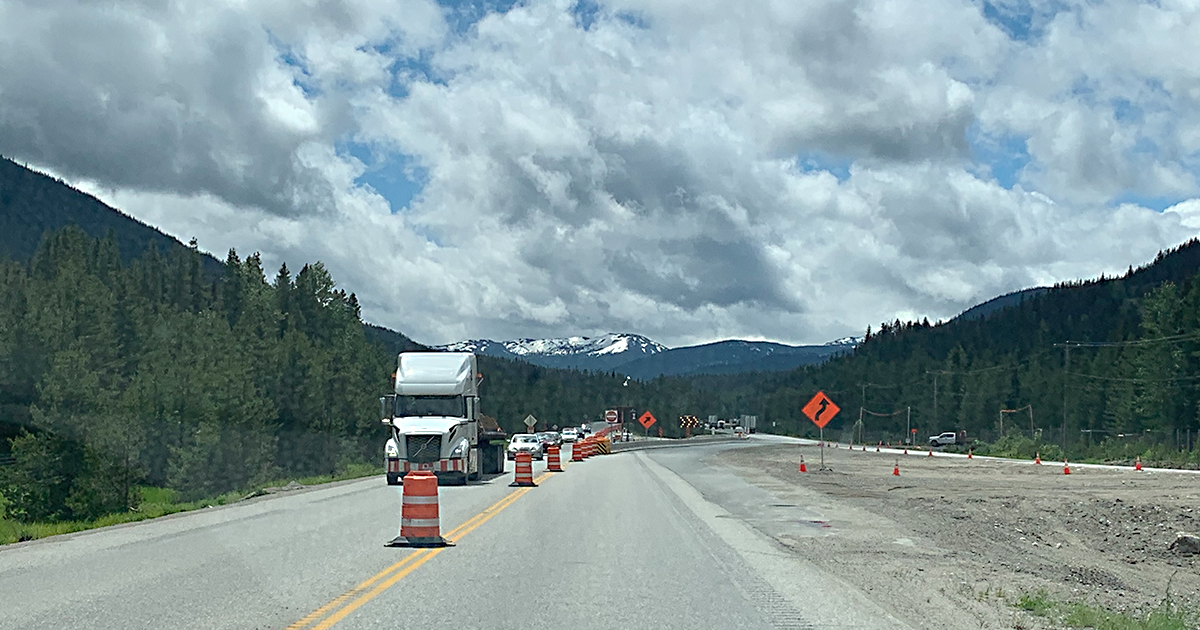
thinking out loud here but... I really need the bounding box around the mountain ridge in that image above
[0,156,223,275]
[436,333,861,378]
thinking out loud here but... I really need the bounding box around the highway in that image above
[0,439,909,629]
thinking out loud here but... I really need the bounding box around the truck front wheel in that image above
[386,472,402,486]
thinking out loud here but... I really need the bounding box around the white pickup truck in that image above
[928,431,962,447]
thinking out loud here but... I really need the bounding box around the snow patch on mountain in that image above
[508,333,664,357]
[432,333,666,370]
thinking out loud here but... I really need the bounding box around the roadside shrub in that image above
[0,432,80,522]
[0,432,140,523]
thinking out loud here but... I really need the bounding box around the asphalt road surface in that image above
[0,438,909,629]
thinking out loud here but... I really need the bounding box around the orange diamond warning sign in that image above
[802,392,839,429]
[638,411,657,429]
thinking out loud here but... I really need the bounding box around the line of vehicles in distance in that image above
[503,425,632,460]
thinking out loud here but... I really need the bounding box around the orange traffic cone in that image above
[1063,459,1071,475]
[876,442,881,452]
[1034,452,1041,465]
[928,449,934,457]
[799,455,807,473]
[967,450,973,459]
[510,452,538,487]
[386,471,453,547]
[892,460,900,476]
[862,445,867,452]
[1135,457,1143,472]
[546,444,563,472]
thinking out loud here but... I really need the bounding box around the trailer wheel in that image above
[386,472,401,486]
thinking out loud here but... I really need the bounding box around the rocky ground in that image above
[715,443,1200,629]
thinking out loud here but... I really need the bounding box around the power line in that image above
[1056,332,1200,348]
[1068,371,1200,383]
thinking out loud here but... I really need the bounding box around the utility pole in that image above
[1062,344,1070,452]
[932,372,939,430]
[906,406,911,445]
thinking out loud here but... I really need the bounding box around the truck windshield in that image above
[395,396,465,418]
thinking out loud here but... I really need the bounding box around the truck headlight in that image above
[450,440,468,458]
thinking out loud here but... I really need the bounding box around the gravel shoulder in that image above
[714,443,1200,629]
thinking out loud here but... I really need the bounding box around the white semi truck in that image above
[381,352,506,485]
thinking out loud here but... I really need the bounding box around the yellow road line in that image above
[289,471,554,630]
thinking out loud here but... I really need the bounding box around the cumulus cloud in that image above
[4,0,1200,347]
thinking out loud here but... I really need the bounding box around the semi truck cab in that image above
[381,353,505,485]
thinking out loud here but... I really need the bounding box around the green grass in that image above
[1015,590,1195,630]
[1017,589,1055,616]
[0,462,381,546]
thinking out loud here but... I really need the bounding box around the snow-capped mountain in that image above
[616,337,860,380]
[435,333,667,372]
[435,333,860,377]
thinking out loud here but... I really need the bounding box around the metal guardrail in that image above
[0,455,15,467]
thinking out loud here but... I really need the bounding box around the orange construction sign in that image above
[802,392,840,429]
[638,411,657,429]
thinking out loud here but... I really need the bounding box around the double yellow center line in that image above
[287,470,554,630]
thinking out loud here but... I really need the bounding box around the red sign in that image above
[802,392,839,429]
[638,411,657,429]
[605,409,619,423]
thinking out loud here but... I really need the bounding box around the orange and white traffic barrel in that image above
[572,440,584,462]
[510,451,537,487]
[386,471,452,547]
[546,444,564,471]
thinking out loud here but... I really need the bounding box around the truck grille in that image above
[406,435,442,464]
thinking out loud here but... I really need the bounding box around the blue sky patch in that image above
[613,10,649,30]
[796,152,851,182]
[968,124,1029,189]
[981,1,1034,40]
[571,0,601,30]
[979,1,1071,43]
[341,141,428,212]
[438,0,524,34]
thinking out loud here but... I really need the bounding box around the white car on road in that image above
[506,434,544,460]
[561,428,579,442]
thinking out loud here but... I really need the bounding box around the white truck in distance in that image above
[381,352,505,485]
[929,431,963,447]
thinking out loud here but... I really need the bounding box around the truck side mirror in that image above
[380,395,395,423]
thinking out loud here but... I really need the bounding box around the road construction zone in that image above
[722,438,1200,628]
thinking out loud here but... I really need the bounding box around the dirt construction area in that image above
[716,443,1200,629]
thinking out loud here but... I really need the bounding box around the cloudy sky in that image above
[2,0,1199,347]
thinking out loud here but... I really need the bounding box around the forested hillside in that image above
[0,156,222,274]
[740,240,1200,462]
[0,227,680,524]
